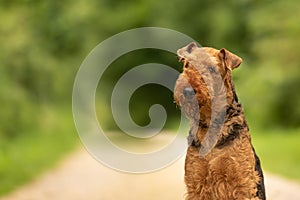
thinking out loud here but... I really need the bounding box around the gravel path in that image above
[1,147,300,200]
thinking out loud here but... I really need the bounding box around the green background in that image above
[0,0,300,195]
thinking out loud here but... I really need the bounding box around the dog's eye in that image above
[207,66,216,73]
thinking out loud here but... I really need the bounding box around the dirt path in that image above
[1,147,300,200]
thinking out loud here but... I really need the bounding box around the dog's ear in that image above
[219,48,242,71]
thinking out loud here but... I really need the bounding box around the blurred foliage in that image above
[1,0,300,138]
[272,77,300,128]
[236,0,300,128]
[0,0,300,193]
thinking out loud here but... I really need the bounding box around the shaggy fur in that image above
[174,42,266,200]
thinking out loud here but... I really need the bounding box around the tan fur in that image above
[174,43,265,200]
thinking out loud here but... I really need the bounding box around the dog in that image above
[174,42,265,200]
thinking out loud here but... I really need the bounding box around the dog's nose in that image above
[183,87,196,99]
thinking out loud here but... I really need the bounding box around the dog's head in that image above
[174,42,242,156]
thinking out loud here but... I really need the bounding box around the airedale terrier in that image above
[174,42,265,200]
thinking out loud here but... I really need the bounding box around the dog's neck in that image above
[190,76,248,148]
[189,101,247,148]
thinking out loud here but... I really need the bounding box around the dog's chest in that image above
[184,141,259,199]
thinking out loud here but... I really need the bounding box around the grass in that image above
[0,106,79,195]
[251,128,300,181]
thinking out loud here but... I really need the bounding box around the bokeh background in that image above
[1,0,300,196]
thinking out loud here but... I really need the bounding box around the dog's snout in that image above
[183,87,196,99]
